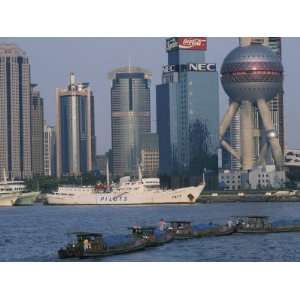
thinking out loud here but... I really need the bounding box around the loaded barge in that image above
[58,232,147,259]
[232,216,300,234]
[58,217,300,260]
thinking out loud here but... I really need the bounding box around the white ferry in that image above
[0,169,40,206]
[46,164,205,205]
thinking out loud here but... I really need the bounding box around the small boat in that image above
[166,221,194,239]
[166,220,235,239]
[232,216,273,233]
[232,216,300,234]
[129,226,173,247]
[58,232,147,259]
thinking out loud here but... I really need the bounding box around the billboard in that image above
[162,63,216,73]
[166,37,207,51]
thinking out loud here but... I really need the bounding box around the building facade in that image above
[95,154,107,175]
[56,73,96,177]
[31,84,44,176]
[218,166,286,190]
[0,44,32,180]
[140,133,159,178]
[109,66,151,178]
[226,37,284,170]
[285,149,300,167]
[44,123,56,176]
[218,169,241,190]
[156,37,219,176]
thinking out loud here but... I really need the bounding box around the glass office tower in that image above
[56,73,96,177]
[109,66,151,178]
[156,37,219,176]
[31,84,44,176]
[0,44,32,179]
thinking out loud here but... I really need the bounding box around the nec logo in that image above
[162,63,216,73]
[188,63,216,72]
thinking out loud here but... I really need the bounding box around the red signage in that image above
[177,37,207,50]
[166,37,207,51]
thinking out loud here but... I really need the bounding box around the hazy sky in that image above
[0,37,299,154]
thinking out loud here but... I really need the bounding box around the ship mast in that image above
[106,159,110,189]
[3,168,7,184]
[202,168,206,185]
[138,163,143,182]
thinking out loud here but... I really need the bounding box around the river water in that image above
[1,201,300,261]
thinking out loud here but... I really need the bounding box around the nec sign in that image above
[163,63,216,73]
[188,63,216,72]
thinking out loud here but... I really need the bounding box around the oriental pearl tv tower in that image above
[219,44,284,171]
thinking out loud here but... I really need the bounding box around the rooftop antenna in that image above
[128,55,131,73]
[70,72,76,85]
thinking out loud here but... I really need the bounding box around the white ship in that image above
[0,169,40,206]
[46,164,205,205]
[0,194,19,207]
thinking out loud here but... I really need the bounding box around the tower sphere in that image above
[221,44,283,102]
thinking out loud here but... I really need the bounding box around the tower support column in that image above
[219,101,240,138]
[240,100,254,170]
[257,98,283,170]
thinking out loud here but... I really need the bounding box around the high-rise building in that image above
[156,37,219,176]
[109,66,151,178]
[56,73,96,177]
[0,44,32,180]
[226,37,284,170]
[44,123,56,176]
[95,154,107,175]
[140,133,159,178]
[31,84,44,176]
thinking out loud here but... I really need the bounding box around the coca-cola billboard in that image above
[166,37,207,51]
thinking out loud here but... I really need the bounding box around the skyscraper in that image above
[31,84,44,176]
[56,73,96,177]
[140,133,159,178]
[44,123,56,176]
[226,37,284,170]
[0,44,32,180]
[156,37,219,176]
[109,66,151,178]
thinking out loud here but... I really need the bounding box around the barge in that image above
[58,232,147,259]
[129,226,173,247]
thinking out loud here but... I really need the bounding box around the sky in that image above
[0,37,299,154]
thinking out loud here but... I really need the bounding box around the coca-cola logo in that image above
[166,37,207,51]
[182,38,202,47]
[178,37,207,49]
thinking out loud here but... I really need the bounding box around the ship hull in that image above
[15,192,40,206]
[46,184,205,205]
[0,194,18,206]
